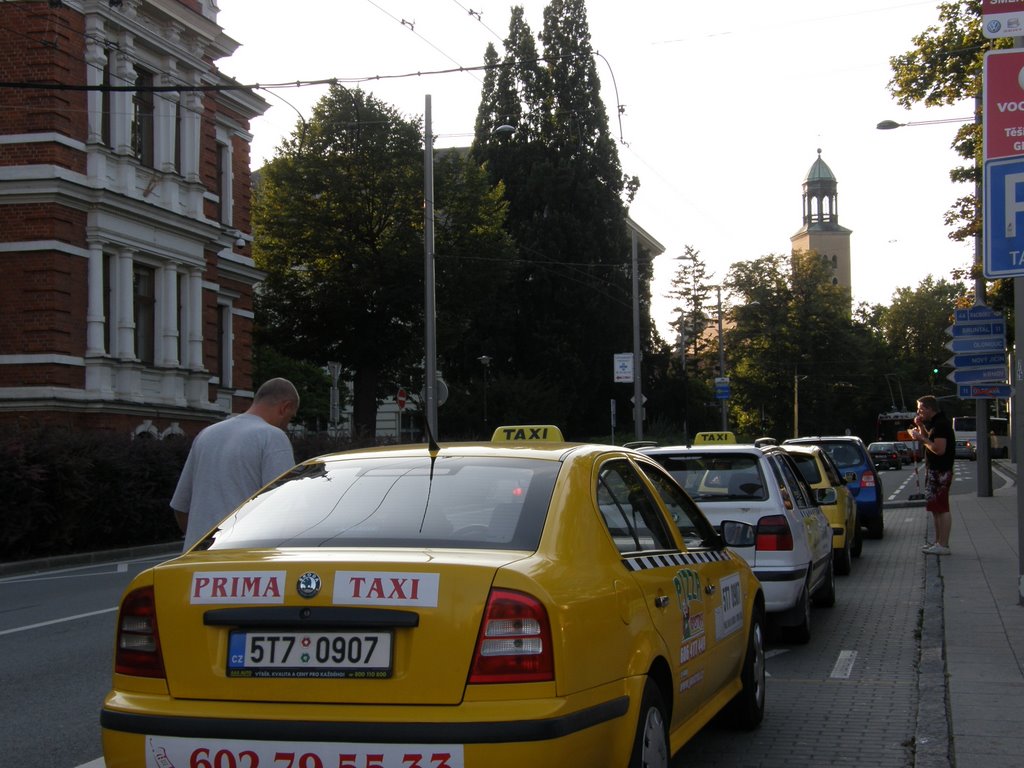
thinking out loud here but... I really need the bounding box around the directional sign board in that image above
[953,306,1003,323]
[959,383,1015,399]
[714,376,730,400]
[945,353,1006,369]
[946,336,1006,353]
[947,366,1008,384]
[946,320,1007,337]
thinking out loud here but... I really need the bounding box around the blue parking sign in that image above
[984,156,1024,277]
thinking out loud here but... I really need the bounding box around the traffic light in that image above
[932,365,940,375]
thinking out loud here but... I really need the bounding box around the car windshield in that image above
[816,442,865,469]
[199,456,560,551]
[788,453,822,485]
[652,453,768,502]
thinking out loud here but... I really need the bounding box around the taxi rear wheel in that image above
[629,678,669,768]
[834,535,853,576]
[725,603,766,729]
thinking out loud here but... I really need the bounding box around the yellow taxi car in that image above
[782,444,861,575]
[102,426,766,768]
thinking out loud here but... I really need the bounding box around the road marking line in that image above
[0,606,117,636]
[830,649,857,678]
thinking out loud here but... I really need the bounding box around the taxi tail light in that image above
[756,514,794,551]
[114,586,166,678]
[468,589,554,684]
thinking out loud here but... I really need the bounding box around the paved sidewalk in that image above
[920,461,1024,767]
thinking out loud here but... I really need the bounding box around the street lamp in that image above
[717,285,727,431]
[875,116,972,130]
[478,355,492,432]
[424,95,513,440]
[793,372,808,438]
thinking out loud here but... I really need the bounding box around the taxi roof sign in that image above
[492,425,565,442]
[693,431,736,445]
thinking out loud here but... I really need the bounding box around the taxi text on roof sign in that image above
[693,431,736,444]
[492,425,565,442]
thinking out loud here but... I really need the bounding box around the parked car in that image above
[784,436,884,540]
[867,441,902,471]
[642,439,834,643]
[955,438,977,461]
[782,444,861,575]
[102,426,767,768]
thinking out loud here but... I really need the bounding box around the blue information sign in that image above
[945,337,1006,353]
[945,353,1006,369]
[959,384,1015,399]
[953,306,1003,323]
[984,156,1024,277]
[946,366,1008,384]
[947,321,1007,337]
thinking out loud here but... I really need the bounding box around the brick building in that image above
[0,0,267,437]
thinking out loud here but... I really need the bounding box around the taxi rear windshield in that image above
[200,456,558,551]
[653,453,768,502]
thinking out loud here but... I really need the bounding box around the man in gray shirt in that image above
[171,378,300,550]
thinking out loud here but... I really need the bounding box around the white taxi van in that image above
[102,427,766,768]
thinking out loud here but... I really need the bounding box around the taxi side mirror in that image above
[720,520,756,548]
[816,487,837,505]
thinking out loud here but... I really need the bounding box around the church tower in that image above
[790,149,852,291]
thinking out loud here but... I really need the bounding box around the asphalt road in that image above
[0,462,992,768]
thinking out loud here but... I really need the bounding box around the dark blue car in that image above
[783,436,884,539]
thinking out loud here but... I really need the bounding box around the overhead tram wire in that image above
[364,0,483,84]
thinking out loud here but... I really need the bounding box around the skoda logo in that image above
[296,571,322,598]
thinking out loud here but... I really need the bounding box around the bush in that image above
[0,427,188,561]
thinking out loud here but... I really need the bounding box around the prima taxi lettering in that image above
[334,571,440,607]
[190,571,286,604]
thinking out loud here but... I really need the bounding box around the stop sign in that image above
[396,388,407,410]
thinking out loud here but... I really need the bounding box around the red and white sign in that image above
[983,0,1024,38]
[190,571,286,604]
[984,49,1024,160]
[396,387,407,410]
[333,571,440,607]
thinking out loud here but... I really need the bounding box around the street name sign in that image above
[959,383,1015,398]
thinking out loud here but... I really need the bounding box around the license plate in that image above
[227,631,392,678]
[145,736,464,768]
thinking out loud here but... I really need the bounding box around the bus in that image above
[951,415,1010,458]
[877,411,916,441]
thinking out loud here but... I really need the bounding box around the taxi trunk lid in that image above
[153,549,526,705]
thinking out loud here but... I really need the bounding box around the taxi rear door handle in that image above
[705,584,716,595]
[654,595,670,608]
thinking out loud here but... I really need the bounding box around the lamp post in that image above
[717,285,727,431]
[477,355,492,433]
[878,105,992,496]
[423,96,514,440]
[793,372,808,439]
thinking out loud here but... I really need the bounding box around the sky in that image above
[214,0,976,338]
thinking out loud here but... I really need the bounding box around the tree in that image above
[252,86,423,437]
[724,253,886,440]
[878,276,968,399]
[471,0,649,437]
[664,245,714,373]
[887,0,1009,243]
